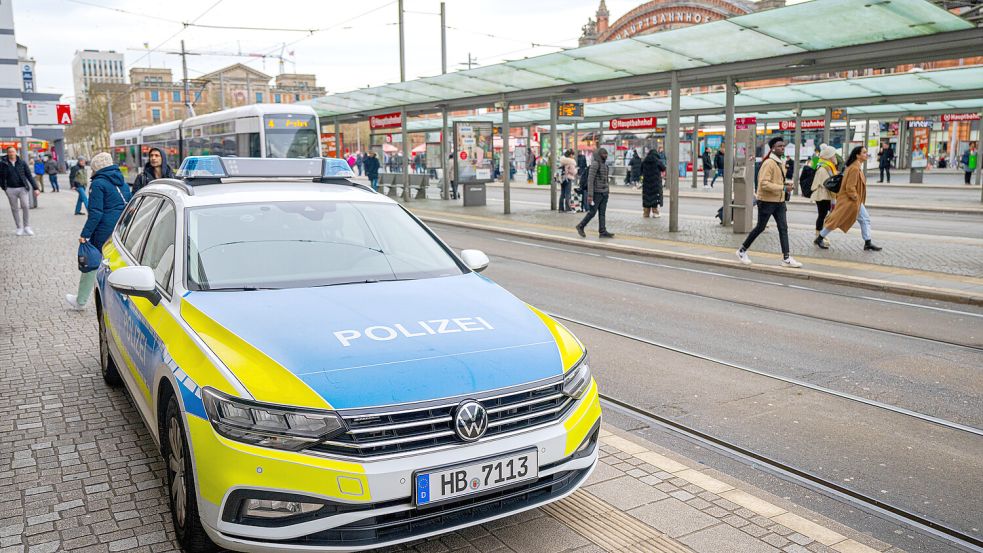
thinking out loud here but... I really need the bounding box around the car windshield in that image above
[186,201,464,291]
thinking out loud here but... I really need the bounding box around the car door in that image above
[105,196,163,414]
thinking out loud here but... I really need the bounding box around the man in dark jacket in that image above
[710,148,724,187]
[69,157,89,215]
[877,143,894,183]
[44,156,60,192]
[2,146,40,235]
[641,149,666,217]
[576,152,589,211]
[576,148,614,238]
[132,147,174,193]
[364,151,381,191]
[67,152,132,310]
[701,147,713,188]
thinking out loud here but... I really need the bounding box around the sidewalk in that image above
[0,184,906,553]
[388,193,983,305]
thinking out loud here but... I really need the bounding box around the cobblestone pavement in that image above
[1,191,899,553]
[397,190,983,278]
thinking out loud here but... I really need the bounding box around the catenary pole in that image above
[440,2,449,200]
[823,107,831,146]
[334,118,341,157]
[502,100,511,214]
[398,0,409,202]
[668,72,680,232]
[976,112,982,195]
[181,40,194,117]
[550,99,558,210]
[793,104,802,196]
[723,76,735,226]
[863,117,870,175]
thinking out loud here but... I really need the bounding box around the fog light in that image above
[242,499,322,519]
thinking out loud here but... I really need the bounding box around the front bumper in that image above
[190,380,601,552]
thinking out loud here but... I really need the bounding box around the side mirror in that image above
[460,249,490,273]
[108,266,161,306]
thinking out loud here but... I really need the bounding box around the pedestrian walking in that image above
[960,145,977,185]
[65,152,131,310]
[356,152,364,176]
[640,148,666,218]
[364,151,381,191]
[702,147,712,188]
[576,148,614,238]
[558,149,577,212]
[816,146,882,251]
[877,142,894,183]
[33,156,45,193]
[736,136,802,268]
[69,156,90,215]
[44,156,60,192]
[628,150,642,188]
[810,144,837,248]
[131,147,174,193]
[2,146,40,235]
[576,151,589,212]
[710,147,724,188]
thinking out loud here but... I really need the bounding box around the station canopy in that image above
[306,0,974,119]
[402,66,983,131]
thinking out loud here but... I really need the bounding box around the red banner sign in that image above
[369,112,402,129]
[941,113,980,122]
[778,119,825,131]
[56,104,73,125]
[735,116,757,130]
[609,117,657,131]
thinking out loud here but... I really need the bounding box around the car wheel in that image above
[98,305,122,386]
[163,396,217,552]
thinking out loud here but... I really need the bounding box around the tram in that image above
[109,104,320,182]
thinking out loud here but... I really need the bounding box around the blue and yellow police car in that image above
[95,156,601,552]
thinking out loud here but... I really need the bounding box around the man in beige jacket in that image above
[736,136,802,268]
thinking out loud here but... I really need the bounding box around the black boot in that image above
[864,240,882,251]
[814,235,829,249]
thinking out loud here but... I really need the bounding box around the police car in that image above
[95,156,601,552]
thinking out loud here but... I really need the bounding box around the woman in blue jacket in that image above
[66,152,131,310]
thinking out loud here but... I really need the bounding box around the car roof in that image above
[139,179,396,208]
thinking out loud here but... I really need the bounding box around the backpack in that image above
[69,165,81,187]
[799,165,816,198]
[823,173,843,194]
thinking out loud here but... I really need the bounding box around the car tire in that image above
[98,304,122,386]
[163,395,217,553]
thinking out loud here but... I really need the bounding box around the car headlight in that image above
[562,354,592,399]
[202,388,347,451]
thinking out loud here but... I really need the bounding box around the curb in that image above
[483,183,983,215]
[418,214,983,307]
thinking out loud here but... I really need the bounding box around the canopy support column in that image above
[668,72,681,232]
[691,114,699,188]
[863,117,870,175]
[823,107,831,146]
[976,110,983,196]
[441,108,449,199]
[502,101,511,215]
[723,77,735,227]
[334,119,341,157]
[401,110,410,202]
[845,112,852,154]
[793,105,803,196]
[550,99,558,211]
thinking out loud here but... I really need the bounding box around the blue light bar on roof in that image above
[176,156,357,180]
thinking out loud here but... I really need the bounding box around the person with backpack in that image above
[710,147,724,188]
[736,136,802,268]
[132,147,174,193]
[810,144,837,248]
[576,147,614,238]
[69,156,90,215]
[815,146,881,252]
[33,156,45,193]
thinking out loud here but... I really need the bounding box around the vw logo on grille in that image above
[453,400,488,442]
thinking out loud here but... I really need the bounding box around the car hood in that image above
[181,273,565,409]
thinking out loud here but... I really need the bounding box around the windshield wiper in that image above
[202,286,279,292]
[312,278,395,288]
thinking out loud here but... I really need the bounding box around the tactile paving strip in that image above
[543,489,695,553]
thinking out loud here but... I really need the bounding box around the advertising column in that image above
[732,117,756,233]
[908,120,931,184]
[453,121,493,206]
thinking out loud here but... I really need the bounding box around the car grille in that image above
[256,466,592,548]
[308,379,573,458]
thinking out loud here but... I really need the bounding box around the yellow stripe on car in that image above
[563,379,601,456]
[527,305,585,371]
[180,299,331,409]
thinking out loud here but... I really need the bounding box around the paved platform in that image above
[0,189,906,553]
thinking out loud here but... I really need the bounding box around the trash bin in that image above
[536,164,551,185]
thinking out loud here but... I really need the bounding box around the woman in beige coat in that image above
[815,146,882,251]
[811,144,837,248]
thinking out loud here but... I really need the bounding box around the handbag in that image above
[78,241,101,273]
[823,174,843,194]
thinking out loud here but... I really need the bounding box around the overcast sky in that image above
[13,0,804,102]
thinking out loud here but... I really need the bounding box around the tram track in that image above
[479,245,983,353]
[597,393,983,552]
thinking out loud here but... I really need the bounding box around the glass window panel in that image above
[512,54,631,82]
[922,67,983,91]
[468,65,559,89]
[565,39,702,75]
[635,21,805,65]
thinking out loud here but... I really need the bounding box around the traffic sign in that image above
[459,151,468,161]
[56,104,73,125]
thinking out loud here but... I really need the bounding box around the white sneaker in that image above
[14,227,24,236]
[736,249,752,265]
[65,294,85,311]
[23,226,34,236]
[781,257,803,268]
